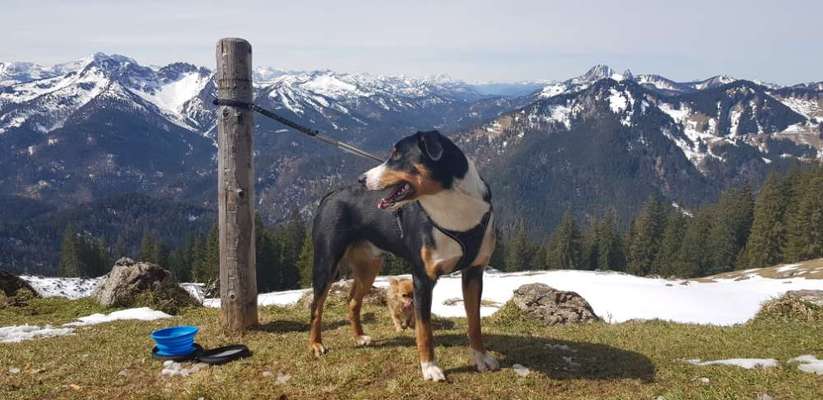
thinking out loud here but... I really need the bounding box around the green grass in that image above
[1,299,822,400]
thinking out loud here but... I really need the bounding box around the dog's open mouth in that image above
[378,181,415,209]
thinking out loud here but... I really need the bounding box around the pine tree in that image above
[382,254,411,276]
[168,239,193,282]
[87,238,111,277]
[784,172,823,261]
[580,217,599,271]
[746,174,790,268]
[595,210,625,271]
[544,209,582,269]
[627,195,667,276]
[705,185,754,273]
[297,230,315,288]
[504,219,533,271]
[139,231,159,263]
[655,209,687,277]
[203,224,220,283]
[675,209,711,277]
[488,228,506,270]
[113,234,128,260]
[272,214,304,290]
[161,242,171,268]
[190,236,206,282]
[255,215,280,292]
[192,225,219,284]
[59,224,82,277]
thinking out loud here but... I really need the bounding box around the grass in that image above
[753,293,823,323]
[1,299,822,400]
[698,258,823,282]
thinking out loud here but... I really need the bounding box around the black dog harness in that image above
[396,202,493,272]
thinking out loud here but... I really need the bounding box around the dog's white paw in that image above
[471,349,500,372]
[421,361,446,382]
[355,335,372,346]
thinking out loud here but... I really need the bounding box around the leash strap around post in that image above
[213,98,384,162]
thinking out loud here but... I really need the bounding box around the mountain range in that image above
[1,54,821,273]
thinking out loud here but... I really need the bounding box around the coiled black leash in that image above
[212,98,384,162]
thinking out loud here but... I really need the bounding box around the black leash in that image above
[212,98,384,162]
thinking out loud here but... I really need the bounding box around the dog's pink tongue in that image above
[377,199,390,209]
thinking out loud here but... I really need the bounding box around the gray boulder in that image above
[509,283,600,325]
[94,257,198,313]
[784,290,823,307]
[0,271,39,298]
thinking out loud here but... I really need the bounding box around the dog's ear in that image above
[418,130,443,161]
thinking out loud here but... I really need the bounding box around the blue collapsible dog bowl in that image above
[150,326,199,357]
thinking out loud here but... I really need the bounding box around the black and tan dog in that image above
[308,130,499,381]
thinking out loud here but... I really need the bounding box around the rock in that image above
[296,279,387,309]
[442,297,463,306]
[507,283,600,326]
[784,290,823,307]
[93,257,198,314]
[511,364,530,377]
[276,372,291,385]
[0,271,39,298]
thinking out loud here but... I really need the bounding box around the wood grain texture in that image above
[216,38,257,332]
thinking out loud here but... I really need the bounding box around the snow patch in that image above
[136,72,209,114]
[203,287,307,308]
[21,275,102,299]
[0,324,75,343]
[608,88,628,113]
[63,307,171,327]
[0,307,171,343]
[198,269,823,326]
[776,264,800,273]
[788,355,823,375]
[686,358,778,369]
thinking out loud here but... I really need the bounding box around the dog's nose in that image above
[358,174,367,186]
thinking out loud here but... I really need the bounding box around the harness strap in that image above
[419,203,493,272]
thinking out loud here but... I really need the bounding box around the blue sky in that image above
[3,0,822,84]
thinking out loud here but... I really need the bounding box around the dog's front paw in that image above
[310,342,328,357]
[471,349,500,372]
[355,335,372,346]
[421,361,446,382]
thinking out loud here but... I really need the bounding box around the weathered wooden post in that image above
[215,38,257,332]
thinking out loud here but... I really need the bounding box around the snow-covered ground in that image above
[20,275,102,299]
[0,307,170,343]
[686,358,779,369]
[789,355,823,375]
[21,269,823,326]
[198,269,823,325]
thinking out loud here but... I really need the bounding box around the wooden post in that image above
[216,38,257,332]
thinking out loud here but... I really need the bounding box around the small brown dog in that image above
[386,278,415,332]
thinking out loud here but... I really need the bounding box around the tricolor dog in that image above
[308,130,499,382]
